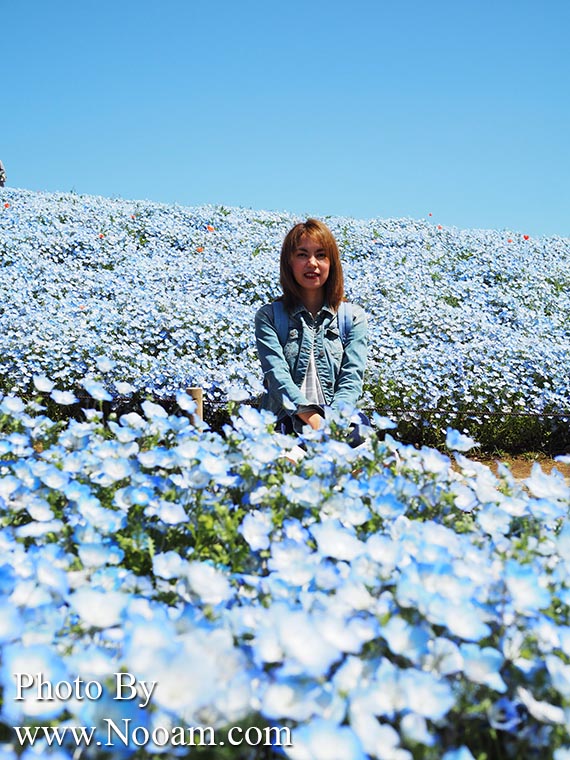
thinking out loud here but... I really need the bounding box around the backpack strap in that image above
[272,300,353,345]
[272,300,289,345]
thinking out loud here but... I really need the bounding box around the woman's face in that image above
[290,234,330,293]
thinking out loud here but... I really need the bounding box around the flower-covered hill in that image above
[1,187,569,448]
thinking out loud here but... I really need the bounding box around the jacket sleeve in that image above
[254,304,311,415]
[331,304,368,410]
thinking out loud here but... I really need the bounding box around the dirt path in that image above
[476,455,570,482]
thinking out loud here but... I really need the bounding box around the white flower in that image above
[445,428,479,452]
[239,509,273,551]
[33,375,55,392]
[517,686,565,724]
[69,589,127,628]
[50,389,78,405]
[185,561,232,605]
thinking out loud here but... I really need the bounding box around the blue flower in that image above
[239,509,273,551]
[445,428,479,452]
[460,644,507,693]
[50,389,78,405]
[287,718,367,760]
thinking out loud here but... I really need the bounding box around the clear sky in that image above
[2,0,569,238]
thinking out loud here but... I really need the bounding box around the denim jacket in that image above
[254,300,368,419]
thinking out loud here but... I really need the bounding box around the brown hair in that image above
[279,218,345,311]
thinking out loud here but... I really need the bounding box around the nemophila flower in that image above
[16,519,64,539]
[78,542,124,567]
[460,643,507,692]
[445,427,479,452]
[141,399,168,419]
[526,462,570,500]
[0,473,22,500]
[145,498,187,525]
[401,712,436,746]
[95,355,116,373]
[546,654,570,699]
[75,689,149,757]
[152,550,189,579]
[504,559,551,614]
[174,389,197,413]
[227,385,250,402]
[35,556,69,597]
[269,606,343,678]
[487,695,525,732]
[268,539,316,586]
[527,497,568,524]
[311,519,366,561]
[349,711,405,760]
[1,644,69,722]
[32,374,54,392]
[556,523,570,561]
[398,668,456,720]
[287,719,367,760]
[261,679,324,722]
[81,377,113,401]
[0,746,19,760]
[185,561,232,605]
[442,749,476,760]
[424,636,463,676]
[115,380,135,395]
[68,588,128,628]
[440,600,492,641]
[371,412,398,430]
[477,504,511,536]
[517,685,565,724]
[381,615,430,663]
[50,389,78,405]
[0,598,23,642]
[239,509,273,551]
[1,395,26,414]
[370,491,407,520]
[450,482,478,511]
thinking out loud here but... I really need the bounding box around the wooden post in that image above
[187,387,203,423]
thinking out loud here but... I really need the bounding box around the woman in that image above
[255,218,368,439]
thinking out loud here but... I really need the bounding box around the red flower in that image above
[428,213,432,217]
[207,225,215,232]
[523,234,530,240]
[131,214,136,220]
[507,239,513,243]
[99,233,105,239]
[3,203,9,209]
[437,225,442,230]
[196,247,204,253]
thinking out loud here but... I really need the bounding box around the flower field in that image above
[1,187,570,759]
[1,187,569,450]
[0,392,570,759]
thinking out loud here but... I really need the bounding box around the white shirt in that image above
[300,324,326,405]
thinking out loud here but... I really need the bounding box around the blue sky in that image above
[2,0,569,237]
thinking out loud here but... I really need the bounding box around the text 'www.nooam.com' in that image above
[14,720,293,749]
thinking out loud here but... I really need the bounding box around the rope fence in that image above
[20,388,570,422]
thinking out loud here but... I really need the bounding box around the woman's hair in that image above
[279,218,345,311]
